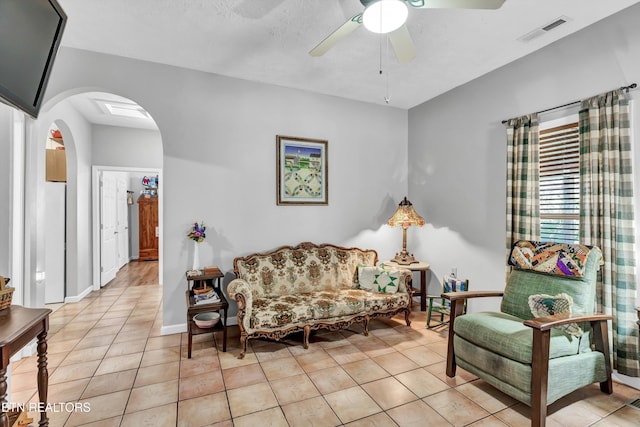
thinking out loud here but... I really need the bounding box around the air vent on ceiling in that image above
[518,16,571,43]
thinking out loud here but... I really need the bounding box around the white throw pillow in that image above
[358,265,400,294]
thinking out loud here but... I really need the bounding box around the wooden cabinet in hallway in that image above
[138,196,158,261]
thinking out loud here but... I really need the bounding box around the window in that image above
[539,118,579,244]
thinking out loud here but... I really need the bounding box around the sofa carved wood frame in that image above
[231,242,413,359]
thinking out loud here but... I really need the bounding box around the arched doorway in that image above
[23,89,163,307]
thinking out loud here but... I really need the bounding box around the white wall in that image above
[0,104,12,276]
[39,47,408,328]
[92,125,162,168]
[407,3,640,313]
[25,99,93,305]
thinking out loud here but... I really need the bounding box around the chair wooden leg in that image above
[426,298,433,328]
[531,328,550,427]
[592,319,613,394]
[445,300,464,377]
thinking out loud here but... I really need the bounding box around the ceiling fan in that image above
[309,0,506,64]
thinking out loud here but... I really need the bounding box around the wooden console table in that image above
[0,305,51,427]
[185,270,228,358]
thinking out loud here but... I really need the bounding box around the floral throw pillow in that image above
[358,266,400,294]
[527,293,583,338]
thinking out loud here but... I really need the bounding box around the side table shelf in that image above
[185,270,228,358]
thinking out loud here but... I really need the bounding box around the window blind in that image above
[539,122,580,244]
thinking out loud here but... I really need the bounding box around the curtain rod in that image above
[501,83,637,124]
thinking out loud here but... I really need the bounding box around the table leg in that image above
[187,317,193,359]
[420,270,427,312]
[37,330,49,427]
[222,307,227,353]
[0,366,7,427]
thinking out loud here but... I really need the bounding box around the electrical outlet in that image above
[451,268,457,278]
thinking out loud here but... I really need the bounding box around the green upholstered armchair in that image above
[443,241,612,427]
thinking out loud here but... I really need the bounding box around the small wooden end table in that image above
[0,305,51,427]
[185,270,228,358]
[384,260,430,312]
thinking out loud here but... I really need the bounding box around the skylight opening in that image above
[104,102,150,119]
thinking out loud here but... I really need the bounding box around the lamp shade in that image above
[362,0,408,34]
[388,197,425,228]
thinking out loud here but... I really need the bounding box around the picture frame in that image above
[276,135,328,205]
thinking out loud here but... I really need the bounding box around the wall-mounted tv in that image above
[0,0,67,118]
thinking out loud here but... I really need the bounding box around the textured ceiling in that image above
[58,0,640,110]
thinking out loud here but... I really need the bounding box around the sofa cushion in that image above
[250,295,315,329]
[309,290,367,319]
[453,311,583,364]
[361,289,411,312]
[528,293,583,337]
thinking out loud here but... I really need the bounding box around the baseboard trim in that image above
[64,286,93,303]
[161,323,187,336]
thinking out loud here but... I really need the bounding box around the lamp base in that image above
[391,251,419,265]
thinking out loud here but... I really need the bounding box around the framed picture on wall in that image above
[276,135,328,205]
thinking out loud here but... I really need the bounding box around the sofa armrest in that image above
[227,278,262,332]
[523,312,612,331]
[395,268,412,293]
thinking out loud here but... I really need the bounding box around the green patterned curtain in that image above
[506,114,540,257]
[579,89,639,377]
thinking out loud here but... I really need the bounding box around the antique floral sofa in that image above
[227,242,412,358]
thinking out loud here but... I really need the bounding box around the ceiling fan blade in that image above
[309,13,363,57]
[388,25,416,64]
[406,0,505,9]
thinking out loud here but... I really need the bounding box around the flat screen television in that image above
[0,0,67,118]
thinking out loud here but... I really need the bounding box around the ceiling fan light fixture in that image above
[363,0,408,34]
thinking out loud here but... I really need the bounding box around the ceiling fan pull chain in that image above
[385,34,391,104]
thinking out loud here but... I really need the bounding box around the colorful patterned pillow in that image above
[509,240,598,277]
[358,266,400,294]
[527,293,583,337]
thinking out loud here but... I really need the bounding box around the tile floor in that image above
[8,261,640,426]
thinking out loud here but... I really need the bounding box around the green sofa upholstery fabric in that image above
[453,312,583,364]
[500,247,601,320]
[455,334,607,405]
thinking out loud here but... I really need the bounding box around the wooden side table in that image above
[384,260,430,312]
[185,270,228,358]
[0,305,51,427]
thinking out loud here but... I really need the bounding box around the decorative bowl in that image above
[193,311,220,328]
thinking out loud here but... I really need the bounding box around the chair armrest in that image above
[442,290,504,301]
[523,313,612,331]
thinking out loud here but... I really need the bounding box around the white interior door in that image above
[44,182,65,303]
[100,172,117,286]
[116,174,129,269]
